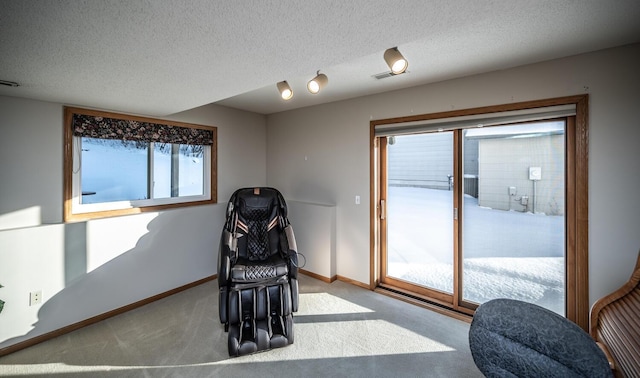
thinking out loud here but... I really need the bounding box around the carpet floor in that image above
[0,274,483,377]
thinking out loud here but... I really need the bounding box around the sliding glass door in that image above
[379,120,567,315]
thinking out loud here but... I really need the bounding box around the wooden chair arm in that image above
[590,250,640,338]
[596,341,616,372]
[589,249,640,378]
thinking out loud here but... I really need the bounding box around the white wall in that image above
[0,98,267,350]
[266,43,640,304]
[0,98,63,226]
[287,201,336,279]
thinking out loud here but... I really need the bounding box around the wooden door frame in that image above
[369,94,589,330]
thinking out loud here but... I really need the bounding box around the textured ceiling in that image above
[1,1,639,116]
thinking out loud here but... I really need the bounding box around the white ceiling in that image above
[1,1,639,117]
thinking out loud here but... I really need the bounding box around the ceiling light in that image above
[277,81,293,100]
[307,71,328,94]
[383,47,408,75]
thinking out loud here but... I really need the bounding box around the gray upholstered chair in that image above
[468,298,612,377]
[469,251,640,377]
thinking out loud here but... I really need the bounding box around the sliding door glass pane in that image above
[462,121,565,315]
[386,132,454,293]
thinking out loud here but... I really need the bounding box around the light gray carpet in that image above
[0,274,483,377]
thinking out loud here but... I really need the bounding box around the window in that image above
[64,107,217,221]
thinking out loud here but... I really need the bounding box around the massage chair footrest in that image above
[226,282,294,356]
[228,315,294,356]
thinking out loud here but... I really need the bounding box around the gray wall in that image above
[266,43,640,306]
[0,98,267,349]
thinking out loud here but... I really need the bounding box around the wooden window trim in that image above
[63,106,217,222]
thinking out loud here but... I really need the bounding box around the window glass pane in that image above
[178,144,205,196]
[152,144,204,198]
[81,137,148,204]
[153,143,171,199]
[462,121,565,315]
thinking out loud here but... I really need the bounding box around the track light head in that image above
[0,80,20,87]
[384,47,408,75]
[277,81,293,100]
[307,71,328,94]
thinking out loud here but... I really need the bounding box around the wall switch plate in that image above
[30,290,42,306]
[355,195,361,205]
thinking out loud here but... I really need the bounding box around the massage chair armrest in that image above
[290,277,299,313]
[218,229,235,288]
[283,225,299,279]
[218,229,234,325]
[288,250,299,279]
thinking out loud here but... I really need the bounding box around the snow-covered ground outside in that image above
[387,186,564,315]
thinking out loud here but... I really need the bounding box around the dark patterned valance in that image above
[72,113,214,146]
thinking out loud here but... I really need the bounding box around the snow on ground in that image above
[387,186,565,315]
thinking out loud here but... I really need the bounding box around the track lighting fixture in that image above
[307,71,328,94]
[383,47,408,75]
[277,81,293,100]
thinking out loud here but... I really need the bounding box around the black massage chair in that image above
[218,187,299,356]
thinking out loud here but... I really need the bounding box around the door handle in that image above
[380,199,386,220]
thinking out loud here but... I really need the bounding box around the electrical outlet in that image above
[29,290,42,306]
